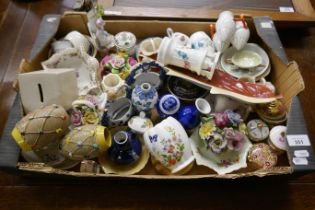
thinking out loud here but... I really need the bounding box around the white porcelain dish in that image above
[220,43,270,81]
[231,50,262,69]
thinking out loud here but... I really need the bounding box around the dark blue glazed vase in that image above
[108,131,142,165]
[176,105,201,130]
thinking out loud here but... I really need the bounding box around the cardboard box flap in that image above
[286,97,315,172]
[254,16,289,65]
[29,15,61,61]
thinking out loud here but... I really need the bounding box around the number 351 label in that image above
[287,135,311,147]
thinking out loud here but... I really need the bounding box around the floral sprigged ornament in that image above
[71,110,83,127]
[192,109,252,175]
[199,117,227,154]
[82,112,99,125]
[214,109,242,128]
[199,110,245,154]
[71,98,100,127]
[207,132,227,154]
[100,52,137,79]
[222,128,244,151]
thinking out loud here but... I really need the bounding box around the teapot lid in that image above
[128,112,153,134]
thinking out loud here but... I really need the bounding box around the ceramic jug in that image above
[101,73,127,101]
[157,36,220,80]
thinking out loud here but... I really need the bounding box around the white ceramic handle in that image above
[166,28,174,38]
[150,38,156,52]
[259,77,266,84]
[72,99,96,111]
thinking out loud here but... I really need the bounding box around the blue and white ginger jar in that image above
[131,83,158,112]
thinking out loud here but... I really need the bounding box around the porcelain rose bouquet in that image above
[198,110,245,154]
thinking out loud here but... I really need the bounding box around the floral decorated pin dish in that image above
[190,110,252,175]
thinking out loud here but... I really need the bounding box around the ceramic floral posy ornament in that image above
[71,98,100,127]
[198,114,244,154]
[100,52,137,78]
[190,109,252,175]
[143,117,195,174]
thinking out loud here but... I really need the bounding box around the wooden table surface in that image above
[1,0,315,209]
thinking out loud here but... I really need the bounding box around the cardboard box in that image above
[0,12,314,179]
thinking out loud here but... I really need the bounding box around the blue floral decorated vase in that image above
[131,83,158,113]
[108,130,142,165]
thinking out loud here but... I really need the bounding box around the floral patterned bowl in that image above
[143,117,194,174]
[190,128,252,175]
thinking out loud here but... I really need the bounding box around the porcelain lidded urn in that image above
[131,83,158,113]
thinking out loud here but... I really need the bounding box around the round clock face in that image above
[247,119,269,142]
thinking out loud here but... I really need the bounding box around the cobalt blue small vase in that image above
[108,131,142,165]
[176,105,201,130]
